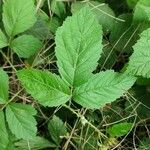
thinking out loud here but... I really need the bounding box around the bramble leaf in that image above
[51,0,65,18]
[48,115,67,145]
[127,28,150,78]
[55,6,103,87]
[49,16,61,34]
[27,18,52,40]
[133,0,150,22]
[107,122,133,137]
[2,0,36,36]
[0,68,9,104]
[73,70,136,109]
[6,103,37,140]
[17,69,71,107]
[71,1,115,33]
[10,35,42,58]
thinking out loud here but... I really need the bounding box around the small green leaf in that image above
[51,0,65,18]
[2,0,36,36]
[6,103,37,140]
[0,111,9,149]
[127,28,150,78]
[17,69,71,107]
[133,0,150,23]
[55,6,103,87]
[10,35,42,58]
[15,136,55,150]
[107,122,133,137]
[0,68,9,104]
[73,70,136,109]
[48,115,67,145]
[0,29,7,48]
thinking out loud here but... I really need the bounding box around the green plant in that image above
[0,0,150,149]
[0,0,42,58]
[17,6,136,109]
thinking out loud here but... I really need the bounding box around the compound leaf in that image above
[55,6,103,87]
[10,35,42,58]
[17,69,71,107]
[2,0,36,36]
[0,68,9,104]
[73,70,136,109]
[127,28,150,78]
[6,103,37,140]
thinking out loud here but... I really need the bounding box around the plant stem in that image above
[63,104,108,139]
[0,51,16,72]
[1,89,23,110]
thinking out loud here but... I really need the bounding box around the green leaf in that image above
[138,138,150,150]
[17,69,71,107]
[98,42,117,70]
[127,28,150,78]
[10,35,42,58]
[15,136,55,150]
[6,103,37,140]
[0,68,9,104]
[128,85,150,119]
[136,77,150,86]
[48,115,67,145]
[127,0,139,9]
[110,13,133,41]
[133,0,150,23]
[26,18,52,40]
[0,111,9,149]
[2,0,36,36]
[49,16,61,34]
[109,13,135,53]
[110,14,149,54]
[51,0,65,18]
[0,0,2,19]
[71,1,115,33]
[55,6,103,87]
[107,122,133,137]
[73,70,136,109]
[0,29,8,48]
